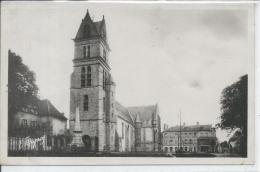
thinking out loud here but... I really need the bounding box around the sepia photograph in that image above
[0,1,255,165]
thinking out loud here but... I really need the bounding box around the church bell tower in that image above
[69,10,116,151]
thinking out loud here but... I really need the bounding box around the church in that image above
[69,10,161,152]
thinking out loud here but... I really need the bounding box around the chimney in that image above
[183,122,185,126]
[196,121,199,126]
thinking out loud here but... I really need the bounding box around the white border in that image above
[0,1,256,165]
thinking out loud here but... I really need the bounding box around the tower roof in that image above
[74,10,107,43]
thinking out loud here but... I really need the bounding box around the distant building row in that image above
[162,122,217,153]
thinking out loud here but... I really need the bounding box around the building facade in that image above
[9,99,68,151]
[69,10,161,152]
[162,123,217,153]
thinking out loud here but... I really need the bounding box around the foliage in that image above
[217,75,248,157]
[8,50,39,133]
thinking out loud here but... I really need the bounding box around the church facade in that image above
[69,11,161,152]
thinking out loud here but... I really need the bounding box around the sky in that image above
[2,2,253,142]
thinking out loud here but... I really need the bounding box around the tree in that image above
[8,50,39,135]
[217,75,248,157]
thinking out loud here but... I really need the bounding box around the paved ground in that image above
[212,153,241,157]
[9,150,241,157]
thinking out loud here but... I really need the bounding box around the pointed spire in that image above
[86,9,89,17]
[135,113,141,123]
[84,9,91,21]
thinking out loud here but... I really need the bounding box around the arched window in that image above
[81,67,85,88]
[83,46,86,58]
[103,97,106,113]
[87,45,90,57]
[165,147,168,152]
[87,66,91,86]
[83,95,88,111]
[170,147,173,152]
[103,69,105,89]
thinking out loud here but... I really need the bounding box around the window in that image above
[87,66,91,86]
[103,49,106,61]
[122,123,124,138]
[87,45,90,57]
[47,135,52,146]
[103,69,106,89]
[81,67,85,87]
[103,97,106,113]
[83,46,86,58]
[22,119,28,126]
[83,95,88,111]
[30,121,37,127]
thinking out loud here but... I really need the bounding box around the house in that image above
[9,99,68,151]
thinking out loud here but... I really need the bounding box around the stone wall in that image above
[70,36,111,152]
[116,117,135,152]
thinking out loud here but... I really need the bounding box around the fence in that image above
[8,135,51,151]
[8,125,70,156]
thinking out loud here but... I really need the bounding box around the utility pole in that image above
[179,109,182,153]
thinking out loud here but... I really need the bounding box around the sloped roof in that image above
[74,10,106,41]
[115,101,134,125]
[94,21,103,33]
[164,124,212,132]
[37,99,67,121]
[127,105,157,122]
